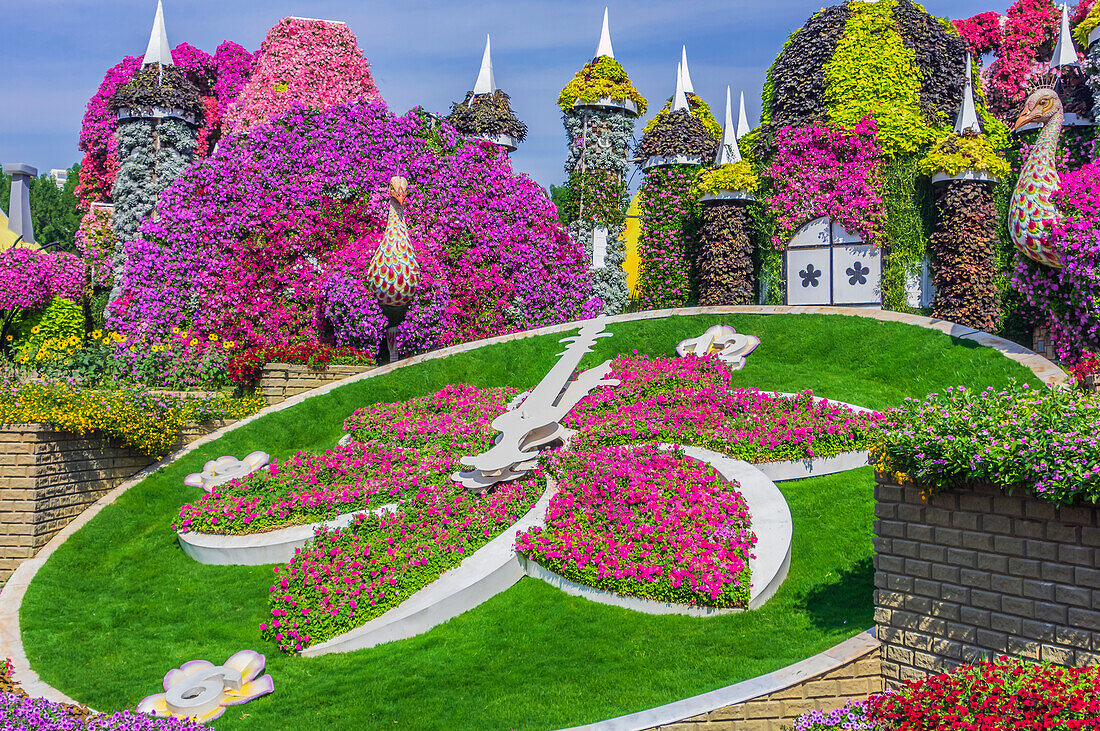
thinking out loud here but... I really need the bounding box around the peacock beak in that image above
[1012,106,1040,132]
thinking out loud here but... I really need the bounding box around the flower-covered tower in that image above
[557,8,647,315]
[446,36,527,154]
[108,0,203,287]
[634,61,717,309]
[923,54,1009,331]
[696,87,760,305]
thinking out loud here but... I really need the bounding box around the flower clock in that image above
[176,323,879,654]
[137,650,274,723]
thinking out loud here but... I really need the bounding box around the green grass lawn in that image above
[20,314,1039,730]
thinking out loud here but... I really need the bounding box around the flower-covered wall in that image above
[633,105,718,309]
[740,0,1010,322]
[106,102,599,369]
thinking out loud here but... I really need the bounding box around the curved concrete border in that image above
[560,629,880,731]
[520,446,791,615]
[0,305,1063,705]
[176,504,395,566]
[301,480,557,656]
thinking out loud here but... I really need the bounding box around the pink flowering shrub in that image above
[517,444,755,607]
[1012,160,1100,360]
[109,102,598,354]
[0,249,84,311]
[954,0,1062,122]
[224,18,383,134]
[765,118,886,249]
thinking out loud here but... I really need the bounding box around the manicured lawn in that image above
[20,314,1039,729]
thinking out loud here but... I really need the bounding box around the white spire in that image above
[473,34,496,94]
[715,86,743,166]
[955,53,982,135]
[1051,3,1079,69]
[672,62,690,112]
[680,46,694,94]
[595,7,614,60]
[736,91,750,138]
[142,0,173,68]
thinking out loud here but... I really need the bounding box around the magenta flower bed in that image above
[262,474,542,653]
[175,384,517,535]
[565,355,883,462]
[0,692,205,730]
[517,444,755,608]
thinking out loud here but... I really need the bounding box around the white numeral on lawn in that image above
[165,666,243,718]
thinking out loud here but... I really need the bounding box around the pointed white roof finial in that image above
[672,62,690,112]
[715,86,743,166]
[737,91,751,139]
[473,34,497,94]
[142,0,173,68]
[1051,3,1079,69]
[680,46,694,95]
[595,7,614,60]
[955,53,982,135]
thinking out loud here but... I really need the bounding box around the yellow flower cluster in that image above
[16,330,129,368]
[0,382,265,457]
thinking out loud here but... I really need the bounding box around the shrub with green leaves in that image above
[874,381,1100,504]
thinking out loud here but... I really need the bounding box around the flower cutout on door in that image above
[798,264,822,288]
[846,261,869,286]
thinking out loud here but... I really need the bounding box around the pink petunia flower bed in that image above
[565,354,883,462]
[517,444,756,608]
[175,384,516,535]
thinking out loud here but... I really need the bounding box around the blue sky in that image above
[2,0,999,190]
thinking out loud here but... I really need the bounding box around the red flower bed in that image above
[868,658,1100,730]
[227,343,374,386]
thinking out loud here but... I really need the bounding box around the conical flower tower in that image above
[633,61,717,310]
[108,0,203,295]
[696,87,760,305]
[446,35,527,154]
[639,46,723,143]
[556,7,646,314]
[923,53,1008,332]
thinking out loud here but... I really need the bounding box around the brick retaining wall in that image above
[258,363,374,405]
[874,472,1100,684]
[0,421,227,581]
[646,644,882,731]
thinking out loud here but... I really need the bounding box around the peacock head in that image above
[388,176,408,207]
[1012,88,1063,132]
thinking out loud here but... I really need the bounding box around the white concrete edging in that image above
[520,446,791,615]
[0,306,1063,706]
[301,479,557,656]
[176,504,395,566]
[560,629,880,731]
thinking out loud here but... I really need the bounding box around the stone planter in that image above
[873,471,1100,685]
[0,419,228,581]
[258,362,375,405]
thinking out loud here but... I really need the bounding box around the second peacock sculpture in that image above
[367,176,421,362]
[1010,85,1066,269]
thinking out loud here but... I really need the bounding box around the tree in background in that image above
[0,164,82,253]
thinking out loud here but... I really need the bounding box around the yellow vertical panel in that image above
[623,193,642,297]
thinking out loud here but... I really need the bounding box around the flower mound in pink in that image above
[518,445,755,608]
[565,354,883,463]
[224,17,383,134]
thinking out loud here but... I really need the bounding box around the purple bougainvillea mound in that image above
[107,101,600,354]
